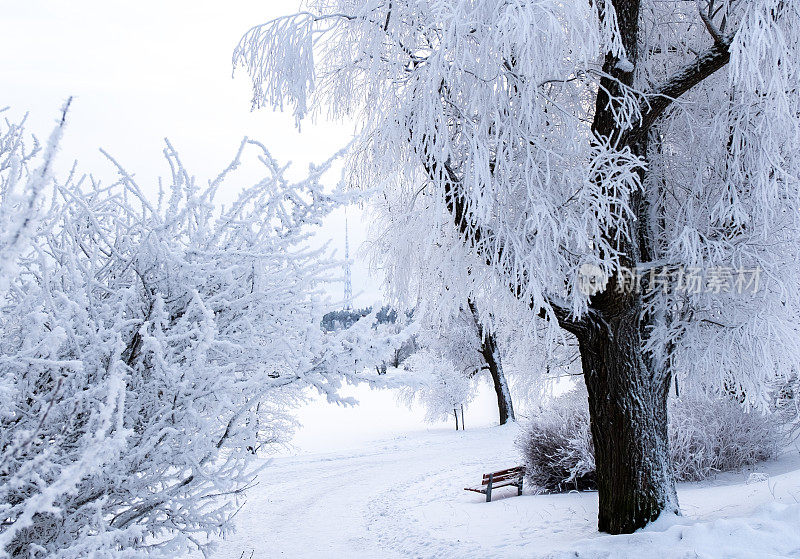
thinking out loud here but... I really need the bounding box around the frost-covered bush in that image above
[517,390,596,492]
[0,104,63,294]
[670,394,781,481]
[519,389,782,492]
[0,121,404,558]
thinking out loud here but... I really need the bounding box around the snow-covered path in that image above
[204,427,546,558]
[201,426,800,558]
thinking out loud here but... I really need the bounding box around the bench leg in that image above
[517,479,523,496]
[485,474,493,503]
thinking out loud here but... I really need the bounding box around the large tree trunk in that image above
[578,0,679,532]
[575,310,678,534]
[480,329,515,425]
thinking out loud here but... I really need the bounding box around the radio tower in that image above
[343,215,353,310]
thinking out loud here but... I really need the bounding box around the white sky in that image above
[0,0,381,307]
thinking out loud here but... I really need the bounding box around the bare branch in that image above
[696,0,727,45]
[627,39,731,143]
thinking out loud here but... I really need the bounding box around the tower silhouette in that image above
[344,214,353,310]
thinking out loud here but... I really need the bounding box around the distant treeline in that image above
[321,305,401,332]
[321,306,417,372]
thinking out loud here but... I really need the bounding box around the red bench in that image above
[464,466,524,502]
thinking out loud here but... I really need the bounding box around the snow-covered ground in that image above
[198,401,800,559]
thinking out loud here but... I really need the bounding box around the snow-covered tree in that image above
[235,0,800,533]
[0,121,406,557]
[322,306,417,374]
[466,301,515,424]
[409,301,515,424]
[401,349,474,425]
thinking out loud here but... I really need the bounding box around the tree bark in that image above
[575,310,678,534]
[480,327,515,425]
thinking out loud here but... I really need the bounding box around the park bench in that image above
[464,466,524,502]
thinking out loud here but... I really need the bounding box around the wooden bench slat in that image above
[485,480,519,489]
[481,474,520,484]
[483,472,523,479]
[482,475,522,482]
[482,467,523,478]
[481,472,523,485]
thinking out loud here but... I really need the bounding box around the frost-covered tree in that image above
[322,306,417,374]
[236,0,800,533]
[401,349,474,425]
[404,296,575,425]
[0,119,406,557]
[367,185,517,421]
[411,301,515,424]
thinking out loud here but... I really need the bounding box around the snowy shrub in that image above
[0,124,405,558]
[518,389,782,492]
[517,389,596,492]
[774,372,800,442]
[0,103,66,294]
[669,394,782,482]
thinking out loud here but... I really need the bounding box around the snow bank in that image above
[545,503,800,559]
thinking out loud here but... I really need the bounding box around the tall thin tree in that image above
[468,300,515,425]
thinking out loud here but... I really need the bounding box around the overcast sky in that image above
[0,0,382,307]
